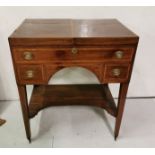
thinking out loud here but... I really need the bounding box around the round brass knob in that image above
[23,52,33,60]
[115,51,124,59]
[26,70,34,78]
[112,68,121,77]
[71,48,78,54]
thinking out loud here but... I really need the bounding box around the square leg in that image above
[114,83,129,140]
[17,85,31,142]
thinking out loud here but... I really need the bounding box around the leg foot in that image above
[114,135,117,141]
[0,118,6,126]
[28,137,31,143]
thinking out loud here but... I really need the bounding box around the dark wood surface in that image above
[9,19,138,46]
[9,19,139,142]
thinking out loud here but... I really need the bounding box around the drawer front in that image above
[13,47,134,62]
[103,64,130,83]
[17,65,44,84]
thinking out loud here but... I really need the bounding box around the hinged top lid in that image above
[9,19,139,46]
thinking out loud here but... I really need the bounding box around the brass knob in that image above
[71,48,78,54]
[23,52,33,60]
[112,68,121,77]
[26,70,34,78]
[115,51,124,59]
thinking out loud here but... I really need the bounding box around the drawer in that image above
[13,47,134,62]
[103,64,130,83]
[17,65,44,84]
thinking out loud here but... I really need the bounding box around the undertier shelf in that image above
[29,84,117,118]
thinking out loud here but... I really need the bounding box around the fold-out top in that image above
[9,19,139,46]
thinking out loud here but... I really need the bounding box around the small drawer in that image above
[17,65,44,84]
[103,64,130,83]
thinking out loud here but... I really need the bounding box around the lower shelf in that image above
[29,84,117,118]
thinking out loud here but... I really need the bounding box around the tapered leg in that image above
[17,85,31,142]
[114,83,129,140]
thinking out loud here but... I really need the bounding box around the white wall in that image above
[0,6,155,100]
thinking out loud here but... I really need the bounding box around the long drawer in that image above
[13,47,134,63]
